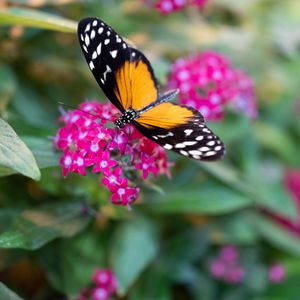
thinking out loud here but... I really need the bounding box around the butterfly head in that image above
[115,109,138,129]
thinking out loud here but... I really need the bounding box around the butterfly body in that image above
[77,17,225,161]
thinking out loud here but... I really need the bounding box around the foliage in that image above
[0,0,300,299]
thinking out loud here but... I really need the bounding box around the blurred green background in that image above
[0,0,300,299]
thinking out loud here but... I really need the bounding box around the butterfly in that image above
[77,17,225,160]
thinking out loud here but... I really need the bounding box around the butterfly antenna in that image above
[58,101,110,122]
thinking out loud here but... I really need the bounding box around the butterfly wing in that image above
[77,17,159,112]
[78,17,225,161]
[134,102,225,160]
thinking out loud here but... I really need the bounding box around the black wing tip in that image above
[77,17,106,32]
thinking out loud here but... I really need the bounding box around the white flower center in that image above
[91,144,99,152]
[64,156,72,166]
[118,188,125,196]
[101,161,108,168]
[77,157,84,166]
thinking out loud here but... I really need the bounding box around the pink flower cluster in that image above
[77,268,118,300]
[168,51,257,121]
[145,0,208,15]
[54,101,170,206]
[209,245,245,284]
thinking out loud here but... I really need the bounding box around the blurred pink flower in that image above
[220,245,239,263]
[168,51,257,121]
[210,260,226,278]
[145,0,208,15]
[210,245,245,284]
[77,268,117,300]
[54,101,171,206]
[268,263,286,284]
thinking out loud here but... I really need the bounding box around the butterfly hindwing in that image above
[134,102,225,161]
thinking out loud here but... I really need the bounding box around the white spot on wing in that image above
[215,145,222,151]
[98,27,104,34]
[107,31,111,36]
[207,141,215,146]
[97,42,102,55]
[85,23,91,32]
[104,39,110,45]
[175,143,185,149]
[116,35,122,43]
[92,51,97,60]
[89,61,95,70]
[80,34,84,41]
[100,78,104,84]
[189,150,202,156]
[183,141,197,146]
[163,144,173,150]
[122,43,127,49]
[204,151,216,156]
[196,136,203,141]
[180,150,188,156]
[83,45,88,53]
[132,52,136,57]
[199,146,210,151]
[184,129,193,136]
[110,50,118,58]
[90,29,96,39]
[92,20,98,26]
[202,128,211,133]
[84,34,90,46]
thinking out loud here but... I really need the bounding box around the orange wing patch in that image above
[135,103,194,129]
[114,59,158,111]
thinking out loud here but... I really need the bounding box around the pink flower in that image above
[54,100,172,206]
[148,0,208,15]
[220,245,238,263]
[91,287,109,300]
[102,167,123,190]
[92,151,118,175]
[210,245,244,284]
[111,180,140,206]
[92,268,118,293]
[77,267,118,300]
[224,265,245,284]
[210,260,226,278]
[268,263,286,284]
[168,51,257,121]
[135,153,159,179]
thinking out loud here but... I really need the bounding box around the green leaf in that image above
[0,7,76,33]
[0,282,24,300]
[0,118,41,180]
[38,229,108,296]
[139,187,252,214]
[0,202,91,250]
[110,216,159,295]
[253,214,300,257]
[129,269,171,300]
[21,136,60,169]
[253,122,297,164]
[0,64,16,113]
[200,162,297,219]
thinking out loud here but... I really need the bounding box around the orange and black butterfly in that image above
[77,17,225,160]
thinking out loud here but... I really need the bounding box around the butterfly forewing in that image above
[77,17,225,161]
[77,18,158,112]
